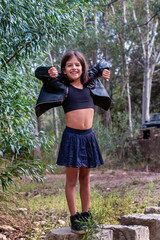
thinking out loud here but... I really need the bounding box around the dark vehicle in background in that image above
[142,113,160,129]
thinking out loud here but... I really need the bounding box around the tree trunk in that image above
[104,109,112,129]
[53,108,59,139]
[92,10,98,65]
[111,0,133,135]
[123,0,133,135]
[142,59,150,123]
[34,116,42,158]
[133,0,160,124]
[102,0,112,129]
[48,47,59,157]
[52,108,59,157]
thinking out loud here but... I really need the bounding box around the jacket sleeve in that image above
[35,66,51,81]
[88,60,111,79]
[35,66,67,92]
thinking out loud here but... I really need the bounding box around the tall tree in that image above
[109,0,133,134]
[133,0,160,123]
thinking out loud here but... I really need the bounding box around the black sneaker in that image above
[70,212,86,234]
[81,211,99,231]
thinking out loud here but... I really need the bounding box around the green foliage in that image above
[0,157,55,191]
[0,0,88,67]
[1,67,35,154]
[0,62,55,189]
[4,173,158,239]
[0,0,95,189]
[92,112,142,167]
[1,0,160,189]
[0,0,94,155]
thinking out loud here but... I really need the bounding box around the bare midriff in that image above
[65,108,94,130]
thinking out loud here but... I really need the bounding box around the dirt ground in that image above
[47,169,160,190]
[90,169,160,188]
[1,169,160,239]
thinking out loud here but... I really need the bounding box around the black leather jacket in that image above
[35,60,111,117]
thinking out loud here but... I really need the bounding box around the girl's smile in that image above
[63,57,83,82]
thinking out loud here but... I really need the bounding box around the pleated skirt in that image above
[56,126,104,168]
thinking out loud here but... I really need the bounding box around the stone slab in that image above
[94,229,113,240]
[45,227,113,240]
[103,225,149,240]
[120,214,160,240]
[0,234,7,240]
[144,206,160,214]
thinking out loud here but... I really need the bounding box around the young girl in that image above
[35,50,111,234]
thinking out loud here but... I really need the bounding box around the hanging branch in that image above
[99,0,119,8]
[1,39,35,68]
[131,7,160,29]
[107,0,119,7]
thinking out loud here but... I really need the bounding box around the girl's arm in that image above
[48,67,58,78]
[102,69,110,81]
[35,66,59,82]
[35,66,51,82]
[88,60,111,80]
[35,66,65,91]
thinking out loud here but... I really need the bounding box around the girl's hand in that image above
[102,69,110,81]
[48,67,58,78]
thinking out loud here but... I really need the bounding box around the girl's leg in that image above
[79,167,91,213]
[65,167,78,216]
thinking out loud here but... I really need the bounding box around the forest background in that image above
[0,0,160,189]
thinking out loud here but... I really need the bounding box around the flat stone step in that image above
[103,225,149,240]
[120,213,160,240]
[0,233,7,240]
[144,206,160,214]
[45,227,113,240]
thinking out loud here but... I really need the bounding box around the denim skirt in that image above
[56,126,104,168]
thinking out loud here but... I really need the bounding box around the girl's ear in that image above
[62,68,66,74]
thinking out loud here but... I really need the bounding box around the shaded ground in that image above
[90,169,160,188]
[1,169,160,239]
[46,169,160,191]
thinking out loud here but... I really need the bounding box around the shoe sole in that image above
[71,229,85,234]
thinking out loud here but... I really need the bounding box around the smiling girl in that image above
[35,50,111,234]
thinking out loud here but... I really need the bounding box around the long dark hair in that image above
[61,50,89,85]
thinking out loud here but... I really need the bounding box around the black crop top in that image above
[62,85,95,113]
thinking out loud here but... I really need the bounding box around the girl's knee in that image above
[66,178,77,189]
[79,173,90,186]
[65,167,78,188]
[79,167,90,182]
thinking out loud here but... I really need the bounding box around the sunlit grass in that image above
[0,173,160,239]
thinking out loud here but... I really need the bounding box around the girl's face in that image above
[63,57,82,82]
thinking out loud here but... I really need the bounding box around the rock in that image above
[41,221,47,226]
[120,213,160,240]
[17,192,30,197]
[45,228,84,240]
[0,233,7,240]
[144,206,160,214]
[103,225,149,240]
[0,225,16,231]
[45,227,113,240]
[33,194,41,199]
[94,229,113,240]
[34,221,41,227]
[17,208,28,215]
[57,220,66,226]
